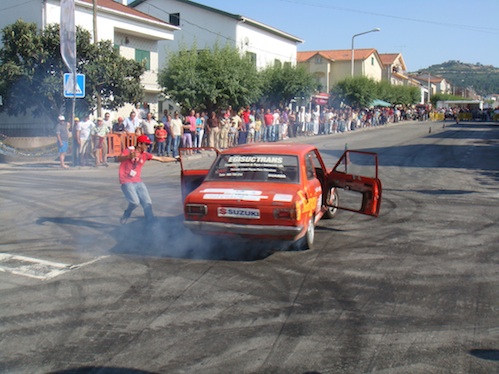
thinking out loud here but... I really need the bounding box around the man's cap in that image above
[158,123,164,126]
[97,117,103,121]
[74,117,79,121]
[137,135,152,144]
[58,115,65,121]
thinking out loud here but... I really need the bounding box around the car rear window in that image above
[207,154,299,183]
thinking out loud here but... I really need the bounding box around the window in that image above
[207,154,299,183]
[274,59,282,68]
[315,56,322,64]
[246,52,257,67]
[371,57,374,65]
[135,49,150,70]
[169,13,180,26]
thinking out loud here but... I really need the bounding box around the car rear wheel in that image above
[323,188,339,219]
[291,215,315,251]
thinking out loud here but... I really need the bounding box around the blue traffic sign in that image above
[64,73,85,98]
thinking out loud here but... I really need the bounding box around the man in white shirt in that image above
[140,112,158,152]
[76,115,95,166]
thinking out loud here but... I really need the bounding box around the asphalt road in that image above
[1,120,498,374]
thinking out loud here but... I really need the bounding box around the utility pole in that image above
[93,0,102,117]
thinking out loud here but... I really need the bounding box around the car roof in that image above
[220,143,316,156]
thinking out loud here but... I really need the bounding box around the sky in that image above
[160,0,499,72]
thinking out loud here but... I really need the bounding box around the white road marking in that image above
[0,253,109,280]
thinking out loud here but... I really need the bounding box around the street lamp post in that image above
[351,28,381,77]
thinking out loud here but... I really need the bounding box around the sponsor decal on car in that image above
[217,207,261,219]
[201,188,268,201]
[273,194,293,202]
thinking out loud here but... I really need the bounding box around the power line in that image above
[275,0,499,35]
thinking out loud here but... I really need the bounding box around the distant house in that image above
[379,53,419,87]
[410,74,453,96]
[129,0,303,71]
[297,49,384,93]
[0,0,177,135]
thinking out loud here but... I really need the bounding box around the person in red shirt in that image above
[263,109,274,142]
[116,135,177,224]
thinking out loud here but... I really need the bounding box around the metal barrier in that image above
[105,133,136,157]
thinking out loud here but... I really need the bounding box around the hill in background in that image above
[412,61,499,97]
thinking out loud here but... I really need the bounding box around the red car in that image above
[180,144,382,250]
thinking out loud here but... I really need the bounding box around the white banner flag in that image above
[60,0,76,74]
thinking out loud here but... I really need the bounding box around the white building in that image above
[0,0,178,135]
[129,0,303,71]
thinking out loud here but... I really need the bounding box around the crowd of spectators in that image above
[79,102,498,161]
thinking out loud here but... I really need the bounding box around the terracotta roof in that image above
[78,0,171,25]
[379,53,399,65]
[297,49,377,63]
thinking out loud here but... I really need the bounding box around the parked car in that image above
[179,144,382,250]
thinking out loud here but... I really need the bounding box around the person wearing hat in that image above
[91,117,110,167]
[55,115,70,168]
[116,135,177,224]
[154,122,167,156]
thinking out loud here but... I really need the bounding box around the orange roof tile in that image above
[298,49,377,63]
[379,53,399,65]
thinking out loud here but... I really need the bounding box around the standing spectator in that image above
[161,109,173,156]
[76,114,94,166]
[138,102,149,121]
[305,109,312,136]
[232,109,243,146]
[113,116,126,133]
[155,123,167,156]
[91,117,110,167]
[219,113,231,149]
[103,112,113,132]
[272,109,281,141]
[247,109,256,143]
[312,106,320,135]
[55,115,70,169]
[255,109,264,142]
[207,111,220,148]
[113,116,126,150]
[263,109,273,142]
[194,112,204,148]
[170,111,183,157]
[182,111,194,151]
[141,112,157,152]
[124,111,140,134]
[116,135,177,225]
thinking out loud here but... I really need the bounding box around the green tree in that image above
[0,20,145,120]
[158,43,261,113]
[331,77,420,108]
[331,76,377,108]
[259,63,316,108]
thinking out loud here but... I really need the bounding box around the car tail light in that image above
[274,207,297,220]
[185,204,207,217]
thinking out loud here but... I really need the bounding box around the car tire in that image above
[291,215,315,251]
[323,188,339,219]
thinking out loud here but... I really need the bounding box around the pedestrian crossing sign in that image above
[64,73,85,98]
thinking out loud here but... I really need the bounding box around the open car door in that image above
[326,150,382,217]
[179,147,219,202]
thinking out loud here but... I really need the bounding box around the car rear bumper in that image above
[184,220,303,238]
